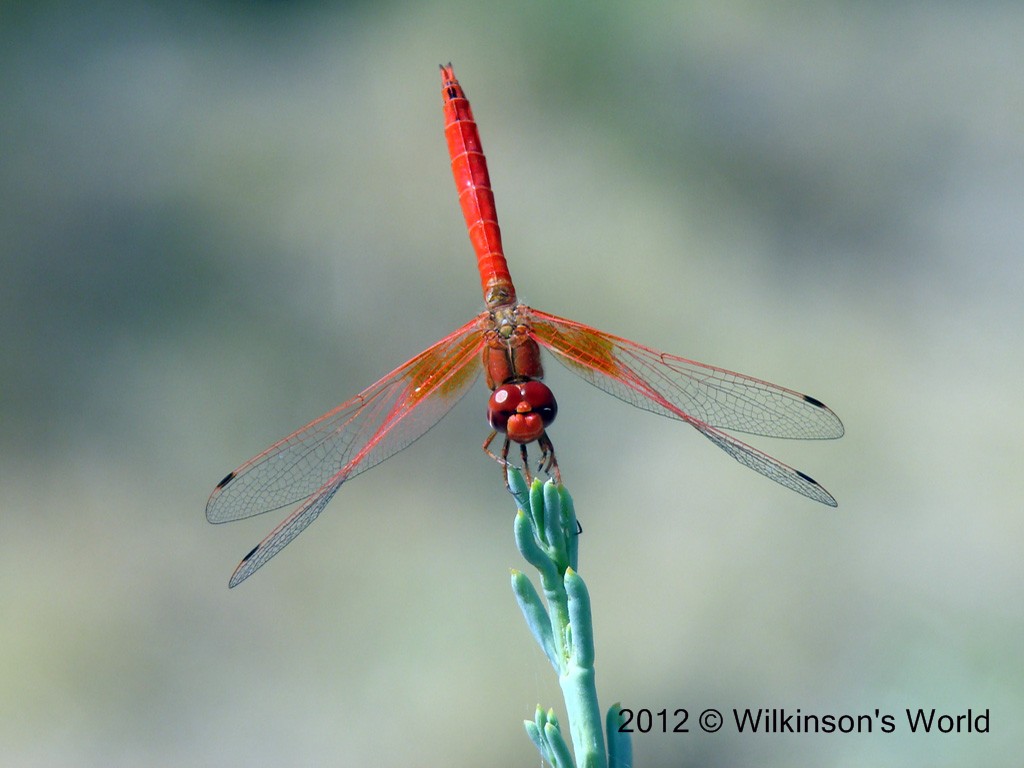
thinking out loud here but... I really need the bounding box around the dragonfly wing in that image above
[207,317,485,585]
[529,308,843,439]
[528,308,840,505]
[695,422,837,506]
[227,482,342,587]
[207,317,484,524]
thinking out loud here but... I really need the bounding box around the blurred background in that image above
[2,2,1021,765]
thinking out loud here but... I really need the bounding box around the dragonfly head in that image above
[487,381,558,444]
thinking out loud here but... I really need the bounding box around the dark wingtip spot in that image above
[796,470,820,486]
[241,544,260,564]
[803,395,827,409]
[215,471,236,490]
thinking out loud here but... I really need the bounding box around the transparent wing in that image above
[226,482,341,588]
[206,317,485,585]
[691,423,838,506]
[528,307,841,505]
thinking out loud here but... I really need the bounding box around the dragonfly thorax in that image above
[483,311,545,391]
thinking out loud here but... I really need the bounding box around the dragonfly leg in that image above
[481,430,544,483]
[518,442,534,483]
[482,429,499,462]
[536,432,561,484]
[483,429,561,485]
[483,429,511,468]
[483,430,529,485]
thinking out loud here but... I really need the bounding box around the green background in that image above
[2,2,1020,765]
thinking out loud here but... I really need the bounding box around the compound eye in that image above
[487,384,525,432]
[517,381,557,426]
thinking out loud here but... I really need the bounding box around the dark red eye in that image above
[517,381,557,426]
[487,384,522,431]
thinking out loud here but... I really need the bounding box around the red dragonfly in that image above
[207,64,843,587]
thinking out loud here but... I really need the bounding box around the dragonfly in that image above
[207,64,844,587]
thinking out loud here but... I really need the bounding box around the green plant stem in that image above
[507,466,628,767]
